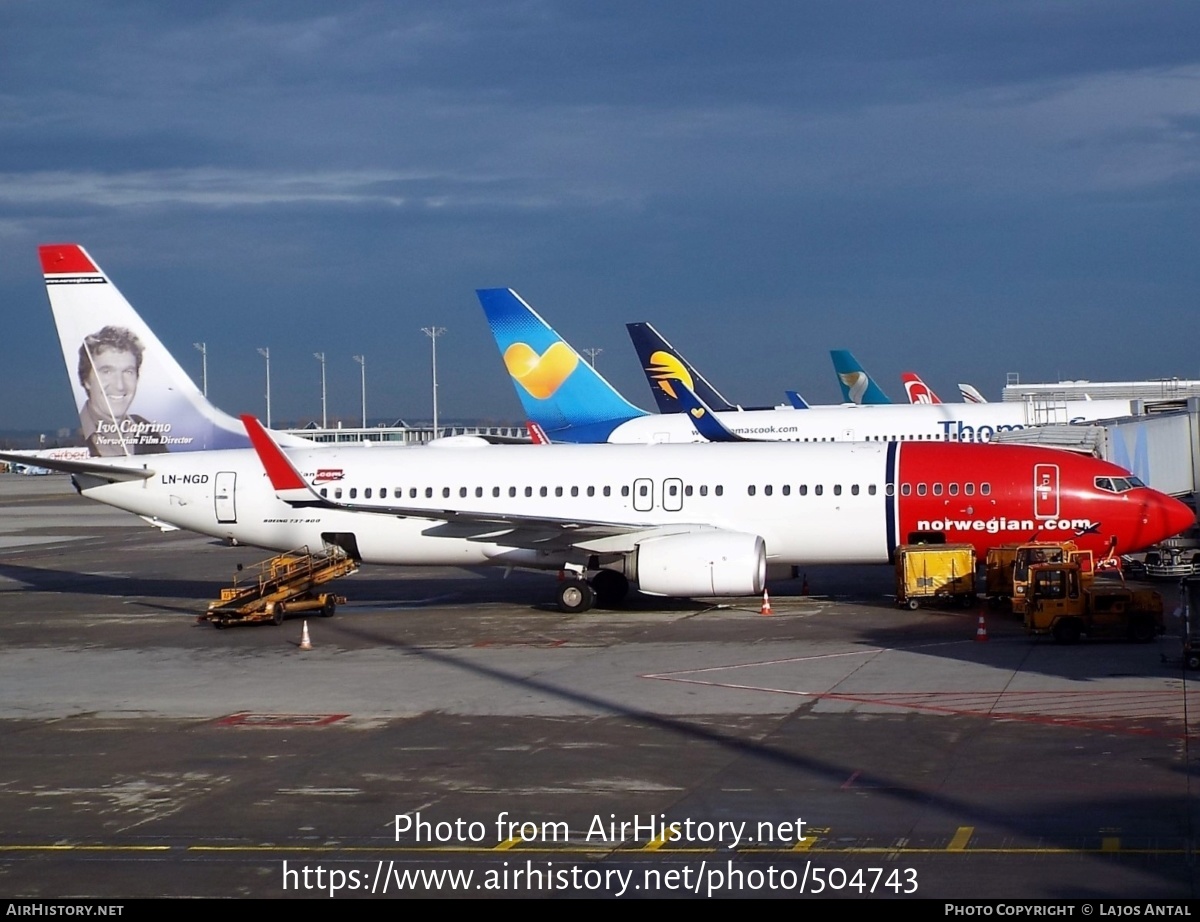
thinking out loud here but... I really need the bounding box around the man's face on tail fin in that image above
[84,348,139,419]
[78,326,145,422]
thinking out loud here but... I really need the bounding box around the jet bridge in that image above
[990,398,1200,498]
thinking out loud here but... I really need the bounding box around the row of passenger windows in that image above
[901,482,992,496]
[316,481,993,501]
[747,483,877,496]
[318,484,727,500]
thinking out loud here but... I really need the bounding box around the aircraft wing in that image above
[0,451,155,483]
[240,415,714,553]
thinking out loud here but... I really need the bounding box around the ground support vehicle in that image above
[1003,542,1099,614]
[894,543,977,610]
[200,545,357,628]
[1023,561,1163,644]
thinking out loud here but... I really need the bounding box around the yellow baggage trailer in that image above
[894,543,977,610]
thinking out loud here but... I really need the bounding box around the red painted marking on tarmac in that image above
[841,771,861,790]
[216,713,348,728]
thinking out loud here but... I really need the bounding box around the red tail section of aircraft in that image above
[901,372,942,405]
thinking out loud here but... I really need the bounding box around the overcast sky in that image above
[1,1,1198,431]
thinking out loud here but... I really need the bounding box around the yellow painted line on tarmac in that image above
[641,834,670,851]
[493,837,522,851]
[791,836,817,851]
[1102,837,1120,852]
[947,826,974,851]
[0,845,171,852]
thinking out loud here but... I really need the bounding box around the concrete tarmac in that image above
[0,475,1196,899]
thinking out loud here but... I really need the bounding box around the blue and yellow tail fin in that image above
[477,289,647,443]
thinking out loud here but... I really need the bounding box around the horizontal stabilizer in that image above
[0,451,154,483]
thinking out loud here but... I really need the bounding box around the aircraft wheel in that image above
[907,598,920,611]
[1052,619,1081,645]
[556,581,594,614]
[213,620,226,630]
[1185,652,1200,671]
[321,597,337,618]
[272,603,285,626]
[591,570,629,608]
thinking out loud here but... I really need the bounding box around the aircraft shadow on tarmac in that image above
[330,617,1198,895]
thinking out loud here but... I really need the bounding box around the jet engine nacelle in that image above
[633,531,767,597]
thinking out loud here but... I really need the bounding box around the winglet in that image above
[671,381,748,443]
[241,415,318,502]
[527,421,551,445]
[784,390,809,409]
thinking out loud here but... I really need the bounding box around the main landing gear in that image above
[555,569,630,613]
[556,580,594,614]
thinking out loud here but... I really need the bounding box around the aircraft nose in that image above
[1141,491,1196,547]
[1162,494,1196,539]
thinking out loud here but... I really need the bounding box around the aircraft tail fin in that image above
[625,322,738,414]
[476,288,647,443]
[830,349,892,405]
[40,244,310,457]
[900,372,942,405]
[959,383,988,404]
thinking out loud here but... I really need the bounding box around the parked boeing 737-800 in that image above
[9,246,1192,614]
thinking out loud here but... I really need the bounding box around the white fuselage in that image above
[605,398,1136,444]
[81,441,905,567]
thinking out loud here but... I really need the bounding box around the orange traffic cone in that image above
[299,620,313,651]
[760,589,774,616]
[974,614,989,643]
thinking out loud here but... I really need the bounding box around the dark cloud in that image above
[0,1,1198,430]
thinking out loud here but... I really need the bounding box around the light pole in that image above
[353,354,366,428]
[422,326,446,437]
[257,347,271,428]
[313,352,327,428]
[583,347,602,368]
[193,342,207,396]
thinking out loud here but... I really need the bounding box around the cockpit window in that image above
[1095,476,1142,494]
